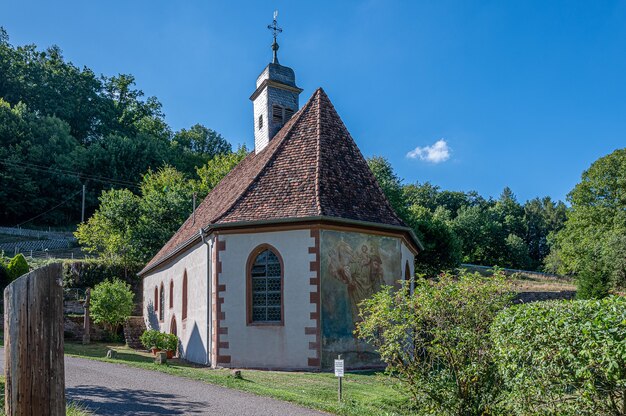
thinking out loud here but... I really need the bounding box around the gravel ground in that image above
[0,350,325,416]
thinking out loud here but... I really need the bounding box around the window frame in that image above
[159,283,165,322]
[182,270,188,321]
[169,280,174,309]
[246,244,285,326]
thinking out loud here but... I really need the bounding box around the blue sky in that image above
[4,1,626,202]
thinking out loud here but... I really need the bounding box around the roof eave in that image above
[138,216,423,277]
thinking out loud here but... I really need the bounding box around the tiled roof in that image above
[141,88,409,275]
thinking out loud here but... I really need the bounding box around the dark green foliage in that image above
[0,28,232,227]
[405,205,461,275]
[6,253,29,281]
[0,261,10,288]
[63,259,142,289]
[492,297,626,415]
[368,156,566,274]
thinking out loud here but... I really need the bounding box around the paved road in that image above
[0,350,324,416]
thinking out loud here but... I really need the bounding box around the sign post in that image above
[334,354,344,402]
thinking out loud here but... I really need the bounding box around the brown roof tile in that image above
[141,88,409,274]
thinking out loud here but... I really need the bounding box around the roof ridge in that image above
[317,89,407,227]
[211,93,317,224]
[314,88,323,215]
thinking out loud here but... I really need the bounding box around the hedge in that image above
[491,296,626,416]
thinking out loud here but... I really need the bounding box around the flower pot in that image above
[166,350,174,359]
[151,348,161,356]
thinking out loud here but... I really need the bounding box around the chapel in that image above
[139,21,422,370]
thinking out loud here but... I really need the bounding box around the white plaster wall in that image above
[142,240,211,365]
[218,229,317,369]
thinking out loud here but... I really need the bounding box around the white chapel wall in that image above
[218,229,317,369]
[142,239,210,365]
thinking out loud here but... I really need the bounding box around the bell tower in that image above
[250,11,303,153]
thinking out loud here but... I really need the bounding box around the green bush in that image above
[139,330,178,351]
[89,278,134,336]
[139,329,161,350]
[491,296,626,416]
[356,271,514,416]
[6,253,29,281]
[159,333,178,352]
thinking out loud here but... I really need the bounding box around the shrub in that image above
[356,271,514,416]
[491,296,626,416]
[89,278,134,336]
[6,253,29,281]
[159,333,178,352]
[139,329,161,350]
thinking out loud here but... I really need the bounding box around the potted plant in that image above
[160,333,178,359]
[140,329,162,355]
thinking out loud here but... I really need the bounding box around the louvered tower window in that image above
[272,105,283,123]
[258,115,263,130]
[284,108,294,121]
[250,248,282,323]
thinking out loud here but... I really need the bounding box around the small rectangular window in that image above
[258,115,263,130]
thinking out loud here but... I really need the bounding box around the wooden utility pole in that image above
[81,184,86,223]
[83,288,91,345]
[4,263,65,415]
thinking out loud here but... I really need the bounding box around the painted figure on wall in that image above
[328,241,385,324]
[321,230,401,367]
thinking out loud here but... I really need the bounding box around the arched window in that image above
[182,271,188,321]
[247,245,283,324]
[159,283,164,321]
[405,260,411,283]
[154,286,158,311]
[169,280,174,309]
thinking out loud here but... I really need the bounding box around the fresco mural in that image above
[320,230,401,368]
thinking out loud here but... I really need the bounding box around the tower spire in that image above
[267,10,282,64]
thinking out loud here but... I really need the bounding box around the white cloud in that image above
[406,139,451,163]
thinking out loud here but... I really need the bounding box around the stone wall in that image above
[124,316,146,349]
[64,315,107,342]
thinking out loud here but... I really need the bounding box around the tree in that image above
[76,166,194,266]
[89,278,134,336]
[356,271,513,415]
[552,148,626,297]
[194,146,248,199]
[367,156,408,220]
[405,205,461,275]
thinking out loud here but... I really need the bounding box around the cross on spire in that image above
[267,10,282,64]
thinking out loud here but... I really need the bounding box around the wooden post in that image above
[83,288,91,345]
[4,263,65,416]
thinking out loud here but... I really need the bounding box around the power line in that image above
[1,159,141,187]
[0,160,141,189]
[16,189,83,227]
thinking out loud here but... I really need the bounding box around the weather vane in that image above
[267,10,282,64]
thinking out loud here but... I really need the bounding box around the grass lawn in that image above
[64,342,413,416]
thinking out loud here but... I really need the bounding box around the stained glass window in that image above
[250,249,282,323]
